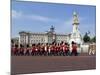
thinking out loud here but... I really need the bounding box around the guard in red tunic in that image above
[59,43,63,56]
[19,44,24,56]
[48,45,52,56]
[44,43,48,56]
[31,44,36,56]
[53,43,57,56]
[25,45,30,56]
[41,44,45,56]
[46,43,49,56]
[55,44,59,56]
[14,44,19,56]
[63,43,67,56]
[35,45,39,56]
[37,44,41,56]
[39,44,42,56]
[20,47,24,56]
[50,44,54,56]
[57,43,60,56]
[64,43,70,56]
[71,42,78,56]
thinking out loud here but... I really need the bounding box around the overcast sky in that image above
[11,0,96,37]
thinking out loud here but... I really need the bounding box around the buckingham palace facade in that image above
[12,12,83,47]
[19,26,71,46]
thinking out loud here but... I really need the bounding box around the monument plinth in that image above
[69,11,83,52]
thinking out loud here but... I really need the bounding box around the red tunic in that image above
[64,45,67,51]
[56,46,58,51]
[60,45,63,50]
[72,44,77,51]
[32,46,36,51]
[11,47,16,53]
[53,46,56,51]
[51,46,54,51]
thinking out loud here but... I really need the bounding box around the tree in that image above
[83,32,90,43]
[91,36,96,43]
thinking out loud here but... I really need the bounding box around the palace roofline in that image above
[19,31,71,36]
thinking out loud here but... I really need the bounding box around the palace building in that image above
[19,26,71,46]
[18,11,83,47]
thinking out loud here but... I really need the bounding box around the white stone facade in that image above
[19,31,70,45]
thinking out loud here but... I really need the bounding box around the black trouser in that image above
[49,50,53,56]
[54,51,58,56]
[34,51,37,56]
[15,50,19,56]
[41,50,46,56]
[37,50,40,56]
[46,51,50,56]
[25,50,30,56]
[31,51,36,56]
[19,50,24,56]
[51,50,55,56]
[59,50,63,56]
[65,50,70,56]
[71,50,78,56]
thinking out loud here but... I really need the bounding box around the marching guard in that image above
[71,42,78,56]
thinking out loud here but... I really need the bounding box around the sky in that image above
[11,0,96,38]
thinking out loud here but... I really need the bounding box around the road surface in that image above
[11,55,96,75]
